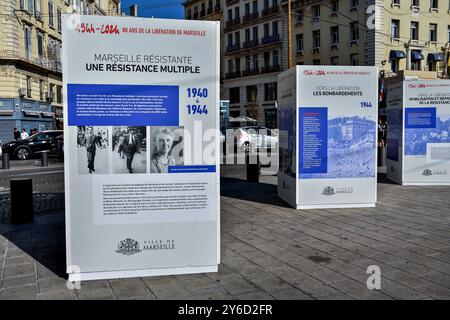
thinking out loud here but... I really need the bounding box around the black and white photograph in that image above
[112,126,147,174]
[77,126,109,174]
[150,126,184,173]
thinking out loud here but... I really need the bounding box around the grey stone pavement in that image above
[1,162,450,300]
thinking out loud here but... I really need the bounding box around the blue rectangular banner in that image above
[67,84,179,126]
[405,108,436,129]
[299,107,328,174]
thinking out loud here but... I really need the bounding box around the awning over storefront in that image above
[389,50,407,59]
[0,110,14,116]
[427,53,444,61]
[23,110,41,117]
[41,112,55,117]
[411,51,424,61]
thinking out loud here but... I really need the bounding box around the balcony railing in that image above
[0,50,61,73]
[242,68,260,77]
[243,12,259,22]
[226,0,240,6]
[225,71,241,79]
[226,17,241,28]
[261,34,280,44]
[262,5,279,17]
[261,65,281,74]
[243,39,259,48]
[226,43,240,53]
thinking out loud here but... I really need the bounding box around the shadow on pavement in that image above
[220,177,291,208]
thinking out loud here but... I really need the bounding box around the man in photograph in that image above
[151,127,176,173]
[85,126,97,174]
[124,128,139,173]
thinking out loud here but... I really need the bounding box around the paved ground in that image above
[0,165,450,300]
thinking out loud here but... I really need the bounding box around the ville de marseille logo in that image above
[322,186,335,196]
[116,238,142,255]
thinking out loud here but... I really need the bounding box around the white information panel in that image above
[62,15,220,281]
[278,66,378,209]
[386,79,450,185]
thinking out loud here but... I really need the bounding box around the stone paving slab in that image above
[0,172,450,299]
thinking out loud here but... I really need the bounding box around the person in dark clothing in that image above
[123,129,139,173]
[13,128,20,141]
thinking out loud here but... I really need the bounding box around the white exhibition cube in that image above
[277,66,378,209]
[386,79,450,185]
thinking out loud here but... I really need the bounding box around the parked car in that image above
[234,126,278,152]
[1,130,63,160]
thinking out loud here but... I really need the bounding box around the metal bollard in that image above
[2,153,10,170]
[246,150,260,183]
[378,146,387,167]
[41,151,48,167]
[10,178,34,224]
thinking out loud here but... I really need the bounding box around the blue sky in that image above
[120,0,185,19]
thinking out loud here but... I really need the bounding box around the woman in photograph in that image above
[150,127,176,173]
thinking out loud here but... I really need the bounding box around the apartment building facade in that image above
[288,0,449,77]
[0,0,120,143]
[185,0,284,128]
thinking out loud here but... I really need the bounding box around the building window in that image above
[296,33,304,51]
[57,8,62,33]
[313,59,321,65]
[350,21,359,41]
[235,57,240,71]
[264,82,277,101]
[35,0,41,16]
[331,0,339,13]
[245,28,251,42]
[429,23,437,42]
[411,21,419,40]
[350,0,359,8]
[48,1,54,28]
[272,21,278,36]
[234,31,240,47]
[252,26,258,41]
[56,85,62,104]
[312,5,320,19]
[39,80,44,101]
[351,54,359,66]
[272,50,279,66]
[331,56,339,65]
[253,54,259,69]
[227,59,233,73]
[187,8,191,19]
[246,85,257,103]
[227,9,232,21]
[297,9,303,22]
[227,33,232,47]
[229,87,240,104]
[234,6,239,19]
[392,0,400,4]
[263,23,269,38]
[263,52,270,66]
[253,0,258,12]
[331,26,339,44]
[37,32,44,58]
[264,0,269,10]
[448,25,450,42]
[26,76,32,98]
[313,30,320,48]
[391,20,400,39]
[428,60,437,71]
[412,0,420,6]
[264,109,277,129]
[430,0,438,9]
[245,2,250,16]
[24,26,32,60]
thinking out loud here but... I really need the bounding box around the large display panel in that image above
[63,15,220,281]
[387,79,450,185]
[278,66,378,209]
